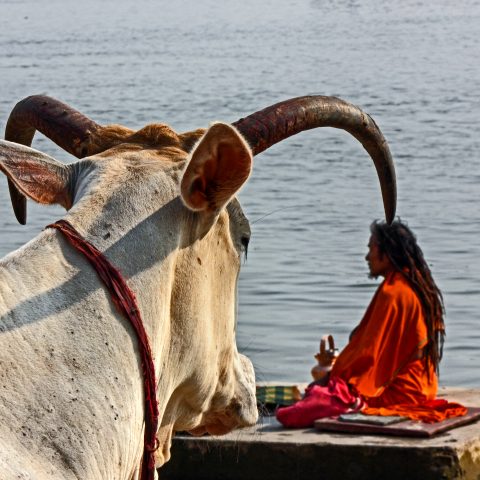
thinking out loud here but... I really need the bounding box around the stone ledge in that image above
[159,387,480,480]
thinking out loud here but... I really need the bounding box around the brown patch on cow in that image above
[87,123,188,156]
[79,122,207,172]
[179,129,206,152]
[86,124,135,156]
[128,124,181,147]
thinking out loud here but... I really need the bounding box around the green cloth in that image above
[256,385,301,406]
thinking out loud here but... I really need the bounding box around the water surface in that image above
[0,0,479,386]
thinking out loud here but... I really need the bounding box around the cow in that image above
[0,95,396,479]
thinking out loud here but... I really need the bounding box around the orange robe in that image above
[331,271,466,422]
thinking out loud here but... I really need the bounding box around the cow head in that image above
[0,95,396,468]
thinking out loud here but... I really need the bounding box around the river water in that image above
[1,0,479,386]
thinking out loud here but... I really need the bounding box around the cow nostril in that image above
[228,399,242,416]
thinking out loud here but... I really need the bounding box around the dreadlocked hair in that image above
[370,219,445,376]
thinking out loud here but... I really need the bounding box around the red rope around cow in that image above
[47,219,159,480]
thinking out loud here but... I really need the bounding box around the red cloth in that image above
[279,272,467,428]
[331,271,436,402]
[363,399,467,423]
[276,377,361,428]
[48,220,158,480]
[330,271,466,423]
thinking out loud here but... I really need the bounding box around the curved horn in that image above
[232,96,396,224]
[4,95,102,224]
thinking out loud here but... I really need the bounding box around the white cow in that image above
[0,95,396,479]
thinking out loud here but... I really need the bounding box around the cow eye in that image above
[240,235,250,259]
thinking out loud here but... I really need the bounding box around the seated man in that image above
[276,219,466,427]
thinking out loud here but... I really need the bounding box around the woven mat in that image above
[314,407,480,437]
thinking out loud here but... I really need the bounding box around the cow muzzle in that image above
[188,354,258,436]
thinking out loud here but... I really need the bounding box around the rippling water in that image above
[1,0,479,386]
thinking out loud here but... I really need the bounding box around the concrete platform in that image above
[159,387,480,480]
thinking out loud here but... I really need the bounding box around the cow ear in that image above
[181,123,252,213]
[0,140,73,209]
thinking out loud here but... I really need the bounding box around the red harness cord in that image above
[47,219,159,480]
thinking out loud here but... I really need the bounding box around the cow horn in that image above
[4,95,102,224]
[232,96,397,224]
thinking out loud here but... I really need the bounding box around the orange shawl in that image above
[331,271,466,422]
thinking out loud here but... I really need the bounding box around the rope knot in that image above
[146,437,161,453]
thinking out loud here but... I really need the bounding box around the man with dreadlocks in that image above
[277,219,466,428]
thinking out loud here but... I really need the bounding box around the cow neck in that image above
[47,219,159,480]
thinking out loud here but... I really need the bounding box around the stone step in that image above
[159,387,480,480]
